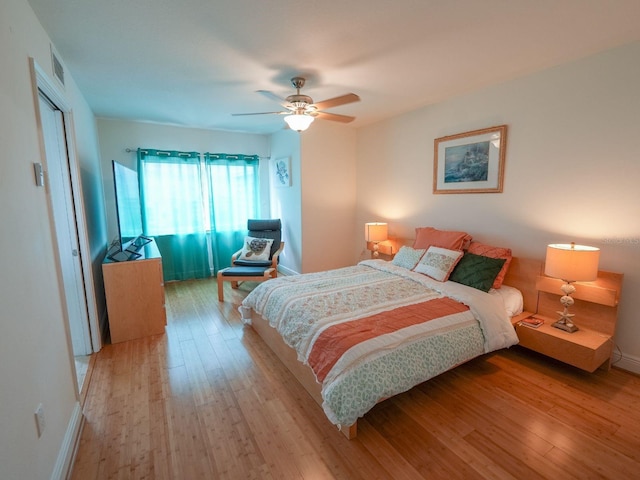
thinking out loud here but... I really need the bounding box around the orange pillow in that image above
[413,227,472,251]
[466,241,512,289]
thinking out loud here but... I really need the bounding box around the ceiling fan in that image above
[233,77,360,132]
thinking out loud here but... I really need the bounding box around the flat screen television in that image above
[109,160,150,261]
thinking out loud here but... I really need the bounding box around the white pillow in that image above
[413,246,463,281]
[238,236,274,262]
[489,284,524,317]
[391,246,426,270]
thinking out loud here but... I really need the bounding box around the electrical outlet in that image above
[34,403,45,437]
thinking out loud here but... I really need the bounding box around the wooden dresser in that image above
[102,239,167,343]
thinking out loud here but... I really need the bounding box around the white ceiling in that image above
[27,0,640,135]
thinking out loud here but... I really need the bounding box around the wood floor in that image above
[71,277,640,479]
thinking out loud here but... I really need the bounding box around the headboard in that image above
[502,257,542,314]
[378,236,543,314]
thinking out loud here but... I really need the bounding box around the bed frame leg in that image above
[340,422,357,439]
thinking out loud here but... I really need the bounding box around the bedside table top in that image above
[519,315,611,350]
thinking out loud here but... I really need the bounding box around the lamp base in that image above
[552,320,579,333]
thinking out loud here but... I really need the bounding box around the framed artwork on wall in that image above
[272,157,291,187]
[433,125,507,194]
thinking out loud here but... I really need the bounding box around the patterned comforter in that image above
[239,259,518,427]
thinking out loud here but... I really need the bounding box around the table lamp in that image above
[365,222,388,257]
[544,242,600,332]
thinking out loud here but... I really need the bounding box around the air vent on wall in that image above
[51,46,65,88]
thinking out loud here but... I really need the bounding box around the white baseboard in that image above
[50,402,84,480]
[277,265,299,276]
[613,350,640,375]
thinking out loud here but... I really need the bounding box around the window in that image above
[137,149,261,279]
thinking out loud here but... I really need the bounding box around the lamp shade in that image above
[284,114,314,132]
[365,222,388,243]
[545,243,600,282]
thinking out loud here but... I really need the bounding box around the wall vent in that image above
[51,46,65,88]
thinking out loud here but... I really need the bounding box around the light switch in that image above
[33,162,45,187]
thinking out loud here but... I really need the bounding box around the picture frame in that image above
[433,125,507,194]
[272,157,291,188]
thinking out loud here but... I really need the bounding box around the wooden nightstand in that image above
[511,270,623,373]
[512,314,613,372]
[365,241,395,260]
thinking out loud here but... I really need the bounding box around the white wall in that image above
[301,121,358,273]
[1,0,106,478]
[242,121,359,276]
[96,118,271,245]
[356,42,640,372]
[269,129,302,274]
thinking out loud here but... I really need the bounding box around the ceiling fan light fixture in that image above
[284,113,314,132]
[235,76,358,129]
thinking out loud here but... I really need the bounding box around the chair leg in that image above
[217,274,224,302]
[218,277,224,302]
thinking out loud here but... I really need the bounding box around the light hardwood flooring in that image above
[71,278,640,479]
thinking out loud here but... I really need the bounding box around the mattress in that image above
[239,259,519,427]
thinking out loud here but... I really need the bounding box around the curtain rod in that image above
[125,148,268,160]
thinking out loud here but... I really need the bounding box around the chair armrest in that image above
[270,242,285,268]
[230,249,243,263]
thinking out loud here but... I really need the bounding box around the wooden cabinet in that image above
[511,270,623,372]
[102,239,166,344]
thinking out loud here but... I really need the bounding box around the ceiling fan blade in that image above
[313,93,360,111]
[314,111,356,123]
[257,90,288,105]
[231,111,287,116]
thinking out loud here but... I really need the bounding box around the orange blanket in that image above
[308,297,470,383]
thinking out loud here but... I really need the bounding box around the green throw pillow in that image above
[449,253,506,292]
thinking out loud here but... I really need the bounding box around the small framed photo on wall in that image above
[433,125,507,194]
[272,157,291,187]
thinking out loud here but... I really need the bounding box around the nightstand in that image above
[512,314,613,372]
[511,270,623,373]
[365,241,395,260]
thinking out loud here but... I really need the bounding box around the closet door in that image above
[39,92,93,355]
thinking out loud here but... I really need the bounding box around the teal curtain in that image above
[205,153,260,273]
[138,149,210,281]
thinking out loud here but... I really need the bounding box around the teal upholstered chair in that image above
[217,219,284,301]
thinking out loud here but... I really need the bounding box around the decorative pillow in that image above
[467,241,513,289]
[391,246,426,270]
[238,236,274,262]
[413,227,472,251]
[413,246,463,281]
[449,252,507,292]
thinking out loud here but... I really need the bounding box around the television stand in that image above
[102,239,166,343]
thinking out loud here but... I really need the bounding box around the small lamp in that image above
[365,222,388,257]
[544,242,600,333]
[284,113,314,132]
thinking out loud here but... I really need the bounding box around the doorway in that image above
[31,59,102,392]
[39,92,93,358]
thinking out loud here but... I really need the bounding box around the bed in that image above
[239,236,540,439]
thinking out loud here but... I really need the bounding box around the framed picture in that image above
[272,157,291,187]
[433,125,507,194]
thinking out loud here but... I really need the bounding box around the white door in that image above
[38,92,93,355]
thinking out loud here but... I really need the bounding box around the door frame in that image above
[29,57,102,354]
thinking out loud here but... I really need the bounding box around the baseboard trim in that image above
[278,265,299,276]
[50,401,84,480]
[613,350,640,375]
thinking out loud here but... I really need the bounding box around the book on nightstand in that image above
[519,317,544,329]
